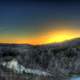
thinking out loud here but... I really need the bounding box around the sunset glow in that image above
[0,28,79,45]
[0,1,80,45]
[28,29,80,45]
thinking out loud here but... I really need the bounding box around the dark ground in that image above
[0,38,80,80]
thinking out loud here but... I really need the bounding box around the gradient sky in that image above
[0,0,80,45]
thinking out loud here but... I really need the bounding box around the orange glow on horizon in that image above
[26,29,80,45]
[0,28,80,45]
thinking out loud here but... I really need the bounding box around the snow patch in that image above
[2,59,51,76]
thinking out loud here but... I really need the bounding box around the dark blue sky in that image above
[0,0,80,44]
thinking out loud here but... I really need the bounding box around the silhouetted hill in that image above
[37,37,80,47]
[0,38,80,80]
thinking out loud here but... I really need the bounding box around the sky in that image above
[0,0,80,45]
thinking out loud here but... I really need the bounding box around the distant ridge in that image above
[0,37,80,47]
[36,37,80,48]
[0,43,32,47]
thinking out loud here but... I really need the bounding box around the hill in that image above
[0,38,80,80]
